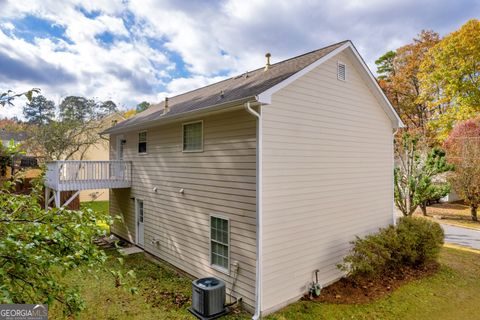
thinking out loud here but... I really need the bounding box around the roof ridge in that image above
[152,40,350,106]
[266,40,350,68]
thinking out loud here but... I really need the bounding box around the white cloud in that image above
[0,0,478,120]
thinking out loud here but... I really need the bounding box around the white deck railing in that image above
[45,160,132,191]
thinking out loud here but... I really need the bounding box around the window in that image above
[210,216,229,271]
[138,131,147,154]
[183,121,203,152]
[138,200,144,223]
[337,61,346,81]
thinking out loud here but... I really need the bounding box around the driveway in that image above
[441,224,480,250]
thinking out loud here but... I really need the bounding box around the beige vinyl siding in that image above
[109,109,257,310]
[261,51,394,313]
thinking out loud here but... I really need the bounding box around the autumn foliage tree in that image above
[444,118,480,221]
[376,30,440,134]
[419,19,480,141]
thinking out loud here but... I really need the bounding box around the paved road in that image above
[441,224,480,250]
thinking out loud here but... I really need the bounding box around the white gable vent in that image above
[337,62,346,81]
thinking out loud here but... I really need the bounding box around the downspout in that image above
[244,100,262,320]
[392,128,399,226]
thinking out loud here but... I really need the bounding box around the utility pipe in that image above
[392,128,399,226]
[244,100,263,320]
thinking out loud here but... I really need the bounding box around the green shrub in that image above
[339,217,444,278]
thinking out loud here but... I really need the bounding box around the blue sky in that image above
[0,0,477,119]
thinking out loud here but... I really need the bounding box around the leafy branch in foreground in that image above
[0,177,134,314]
[0,89,40,107]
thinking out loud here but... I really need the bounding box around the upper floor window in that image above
[183,121,203,152]
[138,131,147,154]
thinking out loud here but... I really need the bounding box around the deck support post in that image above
[45,187,50,210]
[54,190,61,208]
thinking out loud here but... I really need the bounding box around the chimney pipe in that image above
[164,97,169,113]
[264,53,271,71]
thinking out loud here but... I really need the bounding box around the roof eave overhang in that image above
[102,96,257,135]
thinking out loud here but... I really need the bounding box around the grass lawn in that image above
[49,247,480,320]
[415,202,480,230]
[80,200,110,231]
[80,200,109,215]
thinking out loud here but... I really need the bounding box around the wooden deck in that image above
[45,160,132,191]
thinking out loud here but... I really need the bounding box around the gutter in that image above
[244,100,263,320]
[392,128,399,226]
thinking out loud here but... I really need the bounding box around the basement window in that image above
[210,216,229,272]
[138,131,147,154]
[337,61,346,81]
[183,121,203,152]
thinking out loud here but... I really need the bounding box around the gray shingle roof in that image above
[0,130,28,142]
[105,40,349,134]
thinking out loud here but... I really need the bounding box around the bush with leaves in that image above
[0,177,134,314]
[339,217,444,278]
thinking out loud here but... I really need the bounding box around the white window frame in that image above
[337,61,347,81]
[182,120,204,153]
[138,131,147,154]
[209,214,230,274]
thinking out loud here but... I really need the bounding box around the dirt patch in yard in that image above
[311,262,440,304]
[143,287,190,308]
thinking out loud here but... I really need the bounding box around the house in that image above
[46,40,403,317]
[0,129,28,146]
[0,129,42,179]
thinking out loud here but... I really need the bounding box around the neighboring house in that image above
[48,40,403,317]
[0,130,28,146]
[0,129,41,179]
[70,112,126,202]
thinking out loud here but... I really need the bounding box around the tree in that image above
[375,50,396,80]
[99,100,118,116]
[0,177,134,314]
[376,31,440,134]
[136,101,151,113]
[123,109,137,119]
[444,118,480,221]
[59,96,96,122]
[415,149,452,216]
[2,92,133,313]
[394,133,453,216]
[0,89,40,107]
[23,95,55,124]
[25,96,118,160]
[59,96,117,122]
[419,19,480,141]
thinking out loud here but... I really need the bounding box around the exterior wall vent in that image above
[337,62,346,81]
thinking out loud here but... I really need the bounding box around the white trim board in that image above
[256,41,404,129]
